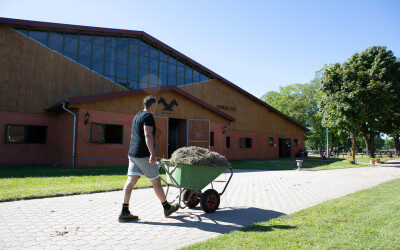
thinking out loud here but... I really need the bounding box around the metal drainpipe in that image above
[62,101,77,167]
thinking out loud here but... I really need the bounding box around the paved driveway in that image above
[1,160,400,249]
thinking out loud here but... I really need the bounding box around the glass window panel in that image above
[128,53,139,67]
[117,51,128,64]
[117,64,127,78]
[78,40,91,56]
[92,58,104,74]
[116,78,127,84]
[139,56,149,69]
[159,51,168,61]
[105,47,116,61]
[168,75,176,85]
[64,52,78,61]
[128,80,138,89]
[185,78,193,84]
[66,33,79,39]
[140,42,150,56]
[48,32,63,51]
[93,44,105,59]
[159,61,168,74]
[80,34,92,41]
[117,38,129,51]
[129,38,139,54]
[185,68,193,80]
[78,56,91,68]
[105,37,116,47]
[177,66,184,78]
[177,60,185,67]
[139,69,148,83]
[105,61,116,76]
[138,82,149,89]
[149,72,159,85]
[105,75,115,81]
[30,30,48,45]
[193,70,200,82]
[93,36,105,45]
[149,58,158,72]
[128,66,139,80]
[6,125,25,143]
[16,29,28,36]
[159,73,168,86]
[168,56,176,64]
[200,73,209,81]
[64,37,78,53]
[168,63,176,75]
[177,77,185,86]
[150,47,158,59]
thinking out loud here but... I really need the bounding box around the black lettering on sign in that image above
[217,104,237,111]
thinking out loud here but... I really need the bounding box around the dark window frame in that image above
[226,136,231,148]
[239,137,252,148]
[5,124,48,144]
[294,139,298,147]
[210,131,214,147]
[90,122,123,144]
[268,137,274,146]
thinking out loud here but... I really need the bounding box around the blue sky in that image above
[1,0,399,98]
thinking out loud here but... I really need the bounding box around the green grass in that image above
[230,157,391,171]
[184,178,400,249]
[0,165,164,202]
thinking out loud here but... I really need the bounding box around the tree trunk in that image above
[364,133,376,158]
[394,134,400,156]
[350,131,357,164]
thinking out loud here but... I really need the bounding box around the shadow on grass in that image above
[0,165,129,178]
[230,157,344,171]
[242,224,296,232]
[138,207,287,234]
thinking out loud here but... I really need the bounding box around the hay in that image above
[169,146,231,167]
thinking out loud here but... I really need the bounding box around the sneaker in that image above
[118,212,139,222]
[164,203,180,217]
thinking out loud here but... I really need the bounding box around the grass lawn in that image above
[184,178,400,249]
[231,157,391,171]
[0,165,165,202]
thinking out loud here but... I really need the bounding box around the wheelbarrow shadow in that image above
[140,207,287,234]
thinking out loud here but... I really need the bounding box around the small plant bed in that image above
[230,157,390,171]
[183,178,400,249]
[0,165,165,202]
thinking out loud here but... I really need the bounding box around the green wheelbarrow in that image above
[157,159,233,213]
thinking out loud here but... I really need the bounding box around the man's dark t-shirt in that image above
[128,110,156,158]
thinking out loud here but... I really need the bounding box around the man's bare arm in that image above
[144,125,156,162]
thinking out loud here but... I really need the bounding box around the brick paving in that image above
[1,159,400,249]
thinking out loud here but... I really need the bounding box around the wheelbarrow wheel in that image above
[182,189,200,208]
[200,189,220,213]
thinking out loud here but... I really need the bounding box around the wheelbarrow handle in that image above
[219,168,234,196]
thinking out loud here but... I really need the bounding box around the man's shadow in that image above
[135,207,293,234]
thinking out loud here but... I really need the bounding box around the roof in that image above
[45,85,236,122]
[1,17,307,131]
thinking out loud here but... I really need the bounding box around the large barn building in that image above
[0,17,307,167]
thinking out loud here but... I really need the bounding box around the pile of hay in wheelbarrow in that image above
[169,146,231,167]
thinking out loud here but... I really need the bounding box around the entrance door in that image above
[167,118,187,158]
[187,119,210,148]
[279,138,292,158]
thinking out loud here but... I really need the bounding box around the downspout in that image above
[62,101,77,167]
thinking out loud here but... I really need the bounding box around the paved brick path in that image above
[1,160,400,249]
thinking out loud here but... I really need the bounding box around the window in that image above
[90,123,123,144]
[17,28,211,89]
[226,136,230,148]
[268,137,274,146]
[239,138,252,148]
[210,132,214,147]
[294,139,298,147]
[5,125,47,144]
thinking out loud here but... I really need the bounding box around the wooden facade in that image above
[179,79,305,136]
[0,25,125,114]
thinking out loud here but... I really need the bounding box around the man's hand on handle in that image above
[149,154,156,164]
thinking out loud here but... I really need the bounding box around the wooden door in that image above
[187,119,210,148]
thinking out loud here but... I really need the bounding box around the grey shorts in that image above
[127,156,160,180]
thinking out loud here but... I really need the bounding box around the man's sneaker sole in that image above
[164,204,180,217]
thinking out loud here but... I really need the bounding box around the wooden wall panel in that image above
[0,25,125,114]
[70,90,229,124]
[188,120,209,142]
[180,79,306,137]
[154,117,168,159]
